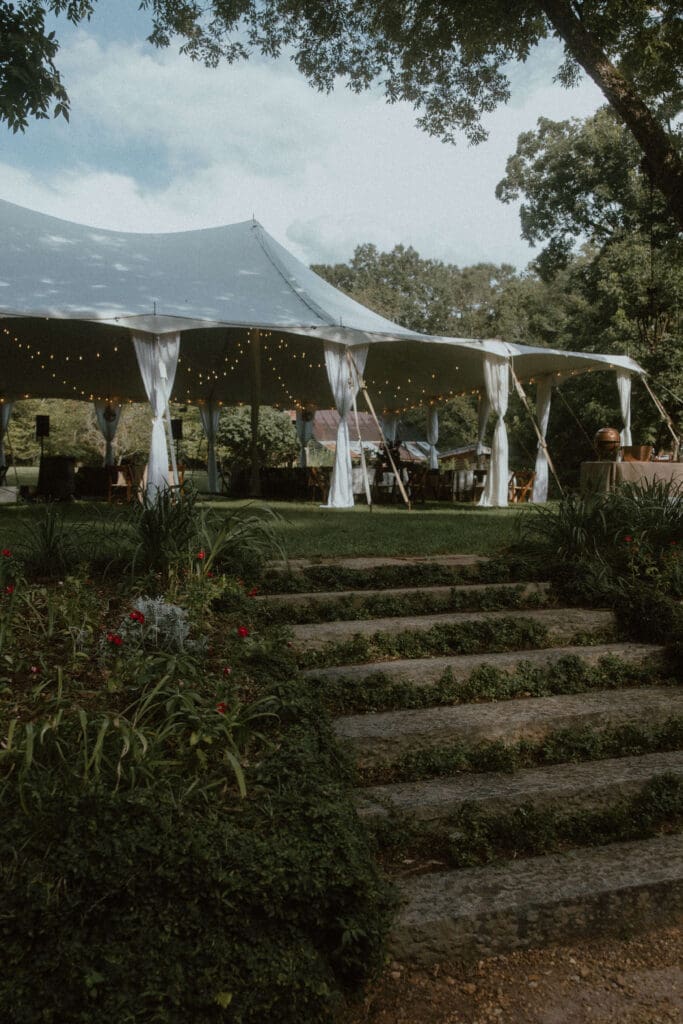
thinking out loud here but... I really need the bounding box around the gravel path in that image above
[344,926,683,1024]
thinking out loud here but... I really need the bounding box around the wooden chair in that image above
[307,466,330,503]
[508,470,536,503]
[405,465,429,503]
[436,469,455,501]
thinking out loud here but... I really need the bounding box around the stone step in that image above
[257,580,549,611]
[334,686,683,767]
[305,641,663,685]
[267,554,489,572]
[388,832,683,965]
[356,749,683,823]
[293,606,615,653]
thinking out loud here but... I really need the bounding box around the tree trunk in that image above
[539,0,683,230]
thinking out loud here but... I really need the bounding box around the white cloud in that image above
[0,30,604,269]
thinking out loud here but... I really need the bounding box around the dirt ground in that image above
[344,926,683,1024]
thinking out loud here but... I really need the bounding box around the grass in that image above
[257,501,526,559]
[0,498,527,561]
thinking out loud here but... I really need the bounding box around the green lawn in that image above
[203,499,531,558]
[0,497,534,561]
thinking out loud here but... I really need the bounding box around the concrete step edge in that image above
[388,832,683,965]
[266,554,490,572]
[293,606,615,653]
[356,749,683,822]
[257,581,550,608]
[305,642,664,685]
[334,686,683,766]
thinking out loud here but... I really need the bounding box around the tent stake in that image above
[510,366,564,498]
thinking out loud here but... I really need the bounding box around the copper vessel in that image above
[594,427,621,460]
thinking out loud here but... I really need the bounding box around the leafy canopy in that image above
[2,2,682,223]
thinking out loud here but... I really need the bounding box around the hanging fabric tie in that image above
[0,402,14,471]
[426,406,439,470]
[93,400,122,467]
[380,413,398,446]
[295,409,315,468]
[532,376,553,502]
[324,341,368,508]
[199,401,221,493]
[476,392,490,464]
[616,370,633,446]
[479,354,509,508]
[132,332,180,499]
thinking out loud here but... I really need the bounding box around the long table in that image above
[580,460,683,495]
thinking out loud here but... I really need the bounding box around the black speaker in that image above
[35,415,50,439]
[171,418,183,440]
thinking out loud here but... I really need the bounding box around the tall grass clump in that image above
[515,480,683,650]
[129,488,285,579]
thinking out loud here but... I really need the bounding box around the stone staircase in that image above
[261,555,683,966]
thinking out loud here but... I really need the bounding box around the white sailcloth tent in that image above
[0,199,644,505]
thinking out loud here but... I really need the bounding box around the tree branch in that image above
[539,0,683,230]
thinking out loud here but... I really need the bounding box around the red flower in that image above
[197,550,206,561]
[624,535,633,543]
[671,540,678,546]
[207,571,214,578]
[1,548,11,557]
[30,665,40,675]
[129,610,145,623]
[216,701,227,715]
[237,626,249,638]
[222,666,232,677]
[248,586,259,598]
[106,632,123,647]
[4,584,14,595]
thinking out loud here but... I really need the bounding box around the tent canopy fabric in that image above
[0,199,644,413]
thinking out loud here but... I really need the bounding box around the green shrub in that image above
[0,676,394,1024]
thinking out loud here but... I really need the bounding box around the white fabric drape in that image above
[476,392,490,461]
[532,376,553,503]
[295,410,315,468]
[380,413,398,445]
[324,342,368,508]
[479,354,509,508]
[0,402,13,470]
[617,370,632,446]
[199,402,221,492]
[132,333,180,498]
[93,401,122,466]
[426,406,439,470]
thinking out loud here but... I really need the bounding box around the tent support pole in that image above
[345,350,411,510]
[249,328,262,497]
[641,377,680,460]
[510,367,564,498]
[164,403,179,490]
[350,385,373,508]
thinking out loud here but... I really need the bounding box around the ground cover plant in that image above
[314,653,671,717]
[360,717,683,788]
[256,582,549,626]
[296,616,616,672]
[0,496,393,1024]
[369,774,683,872]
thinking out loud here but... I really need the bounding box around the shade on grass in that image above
[236,501,527,558]
[0,498,529,561]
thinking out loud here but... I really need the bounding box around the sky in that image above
[0,1,605,271]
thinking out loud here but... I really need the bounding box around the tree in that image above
[496,106,680,277]
[496,105,683,424]
[3,1,682,227]
[217,405,298,468]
